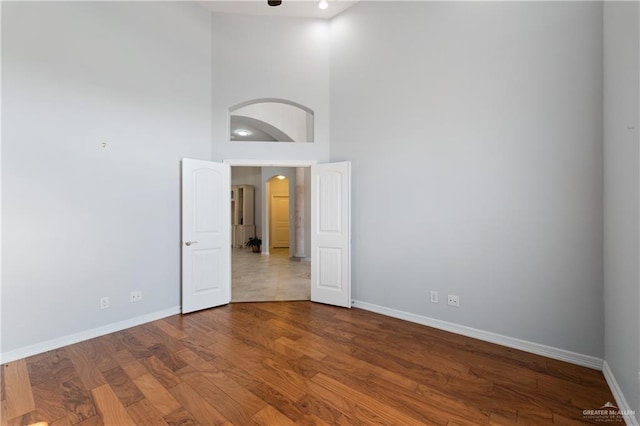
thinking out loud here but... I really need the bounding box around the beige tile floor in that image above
[231,247,311,302]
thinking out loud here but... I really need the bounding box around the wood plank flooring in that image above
[0,302,622,425]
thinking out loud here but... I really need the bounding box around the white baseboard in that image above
[0,306,181,364]
[352,300,603,370]
[603,361,640,426]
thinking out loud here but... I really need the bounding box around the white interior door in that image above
[181,158,231,314]
[311,161,351,308]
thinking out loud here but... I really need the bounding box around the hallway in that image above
[231,248,310,302]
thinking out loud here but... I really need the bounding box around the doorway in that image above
[269,176,290,249]
[230,167,310,302]
[270,195,289,248]
[181,158,351,312]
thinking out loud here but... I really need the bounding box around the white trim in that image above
[224,159,317,168]
[603,361,640,426]
[352,300,603,370]
[0,306,180,364]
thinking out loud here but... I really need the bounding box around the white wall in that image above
[330,2,604,357]
[0,1,4,358]
[604,2,640,421]
[3,6,636,415]
[1,2,213,356]
[211,14,330,163]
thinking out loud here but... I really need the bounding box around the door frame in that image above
[224,160,317,168]
[218,159,351,308]
[224,159,316,294]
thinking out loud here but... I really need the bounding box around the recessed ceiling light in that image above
[234,129,251,137]
[318,0,328,10]
[276,175,286,180]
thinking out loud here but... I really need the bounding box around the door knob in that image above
[185,241,198,246]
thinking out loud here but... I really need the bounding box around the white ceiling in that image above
[199,0,358,19]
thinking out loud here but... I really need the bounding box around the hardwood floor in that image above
[0,302,622,425]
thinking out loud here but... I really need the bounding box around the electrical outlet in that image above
[430,291,438,303]
[130,291,142,303]
[447,294,460,307]
[100,297,109,310]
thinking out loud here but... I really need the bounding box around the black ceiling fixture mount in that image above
[268,0,282,6]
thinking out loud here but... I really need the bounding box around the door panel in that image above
[182,159,231,314]
[271,195,290,248]
[311,161,351,308]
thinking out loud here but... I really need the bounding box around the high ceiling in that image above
[199,0,358,19]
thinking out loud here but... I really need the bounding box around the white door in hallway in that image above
[311,161,351,308]
[181,159,231,314]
